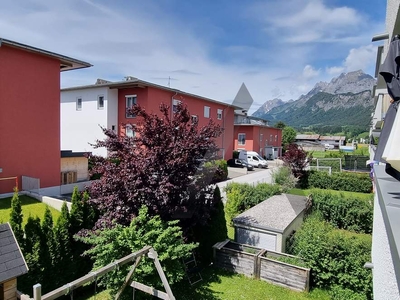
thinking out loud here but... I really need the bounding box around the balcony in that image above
[373,165,400,294]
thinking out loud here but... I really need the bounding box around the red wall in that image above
[234,125,282,157]
[117,87,235,159]
[0,45,61,193]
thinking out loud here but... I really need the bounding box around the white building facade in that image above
[61,85,118,156]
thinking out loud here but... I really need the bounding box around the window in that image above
[270,134,273,142]
[260,133,263,142]
[204,106,210,118]
[125,125,135,137]
[126,95,137,118]
[238,133,246,145]
[98,95,104,109]
[275,135,278,142]
[76,97,82,111]
[172,99,181,113]
[217,109,223,120]
[191,115,198,123]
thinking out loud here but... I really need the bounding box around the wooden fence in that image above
[213,240,310,292]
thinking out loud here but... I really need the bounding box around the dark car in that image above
[227,158,254,171]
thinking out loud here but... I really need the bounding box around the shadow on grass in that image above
[173,265,235,300]
[0,195,41,210]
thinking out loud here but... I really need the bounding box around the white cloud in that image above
[251,0,364,44]
[302,65,320,80]
[326,66,345,75]
[326,45,377,75]
[344,45,377,72]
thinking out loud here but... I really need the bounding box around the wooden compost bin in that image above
[213,240,310,292]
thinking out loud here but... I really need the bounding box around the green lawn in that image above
[77,267,330,300]
[288,188,373,199]
[0,195,61,225]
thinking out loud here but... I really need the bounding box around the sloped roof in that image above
[319,135,346,141]
[0,223,28,283]
[61,77,242,109]
[233,194,307,233]
[295,134,320,140]
[0,37,92,72]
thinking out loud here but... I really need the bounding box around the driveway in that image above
[218,160,283,203]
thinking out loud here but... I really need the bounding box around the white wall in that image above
[61,87,118,157]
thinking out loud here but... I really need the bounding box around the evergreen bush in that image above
[271,166,297,192]
[204,159,228,183]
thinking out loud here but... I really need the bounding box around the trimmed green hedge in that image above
[301,170,372,193]
[310,189,373,234]
[225,183,282,224]
[289,213,372,299]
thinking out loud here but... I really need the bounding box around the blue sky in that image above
[0,0,387,112]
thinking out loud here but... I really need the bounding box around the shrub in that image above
[204,159,228,183]
[304,170,372,193]
[225,183,282,223]
[289,213,372,298]
[271,166,297,192]
[282,144,311,178]
[310,189,373,234]
[330,285,366,300]
[232,150,239,159]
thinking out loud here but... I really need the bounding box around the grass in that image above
[77,267,330,300]
[0,195,61,225]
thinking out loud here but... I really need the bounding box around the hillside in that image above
[252,70,375,129]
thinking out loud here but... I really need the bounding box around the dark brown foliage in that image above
[282,144,312,178]
[88,103,223,231]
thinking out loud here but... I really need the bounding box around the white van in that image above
[238,151,268,168]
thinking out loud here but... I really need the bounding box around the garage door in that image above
[236,227,277,251]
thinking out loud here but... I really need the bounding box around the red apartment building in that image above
[61,77,238,160]
[0,38,91,194]
[234,114,282,159]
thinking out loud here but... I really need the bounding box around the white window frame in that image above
[172,99,181,113]
[125,124,135,137]
[126,95,137,118]
[217,109,223,120]
[97,95,105,110]
[191,115,198,123]
[76,97,82,111]
[270,134,273,142]
[275,135,278,142]
[238,133,246,145]
[204,106,210,118]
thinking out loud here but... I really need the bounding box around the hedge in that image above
[310,189,373,234]
[289,213,372,299]
[301,170,372,193]
[224,183,282,224]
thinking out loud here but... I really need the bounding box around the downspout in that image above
[222,103,231,160]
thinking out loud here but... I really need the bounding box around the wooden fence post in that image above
[254,249,267,279]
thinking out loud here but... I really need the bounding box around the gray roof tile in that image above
[0,223,28,283]
[233,194,307,232]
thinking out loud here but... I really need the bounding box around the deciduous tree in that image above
[282,126,297,150]
[282,144,311,178]
[88,103,223,231]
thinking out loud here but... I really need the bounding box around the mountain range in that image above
[252,70,376,129]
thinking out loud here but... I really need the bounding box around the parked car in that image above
[238,151,268,168]
[227,158,254,171]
